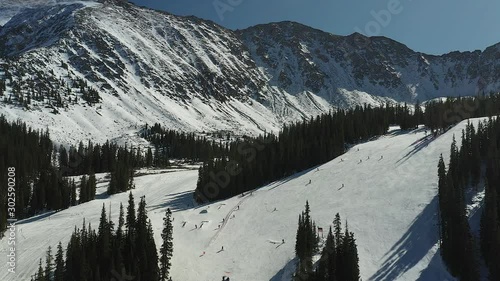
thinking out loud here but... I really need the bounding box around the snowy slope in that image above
[1,119,488,281]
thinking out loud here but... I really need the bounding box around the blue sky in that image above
[131,0,500,55]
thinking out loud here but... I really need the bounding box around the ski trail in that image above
[206,193,252,247]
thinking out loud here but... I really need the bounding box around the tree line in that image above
[30,193,174,281]
[142,123,227,162]
[0,116,55,233]
[0,116,120,235]
[194,94,500,203]
[1,115,224,235]
[195,104,392,202]
[438,117,500,280]
[294,201,360,281]
[424,94,500,133]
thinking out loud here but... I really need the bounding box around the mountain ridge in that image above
[0,0,499,144]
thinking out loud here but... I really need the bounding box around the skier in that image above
[308,179,311,185]
[221,246,224,251]
[282,239,285,244]
[237,205,239,210]
[341,183,344,188]
[182,221,186,228]
[195,224,197,229]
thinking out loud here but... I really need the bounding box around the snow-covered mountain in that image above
[0,0,499,144]
[239,22,500,106]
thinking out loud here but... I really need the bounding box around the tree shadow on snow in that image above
[270,258,297,281]
[415,247,455,281]
[369,196,443,281]
[148,190,195,212]
[396,135,438,165]
[17,211,57,225]
[268,166,319,191]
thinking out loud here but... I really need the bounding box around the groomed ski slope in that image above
[2,119,485,281]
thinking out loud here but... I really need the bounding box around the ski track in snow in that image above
[207,192,253,247]
[1,118,491,281]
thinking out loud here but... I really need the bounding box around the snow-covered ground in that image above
[0,119,487,281]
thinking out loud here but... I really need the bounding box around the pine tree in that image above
[146,147,153,167]
[87,172,96,201]
[333,213,345,281]
[333,213,343,251]
[295,201,318,280]
[135,196,148,279]
[160,208,174,281]
[125,192,136,236]
[343,224,360,281]
[112,203,126,276]
[317,227,336,281]
[116,203,125,240]
[44,246,53,281]
[437,154,447,253]
[36,258,45,281]
[70,180,77,206]
[54,242,64,281]
[98,204,111,280]
[79,175,87,204]
[481,179,500,280]
[124,192,136,276]
[146,219,160,281]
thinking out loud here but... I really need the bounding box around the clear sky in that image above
[130,0,500,55]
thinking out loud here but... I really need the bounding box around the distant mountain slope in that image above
[0,1,281,144]
[0,1,498,144]
[238,22,499,107]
